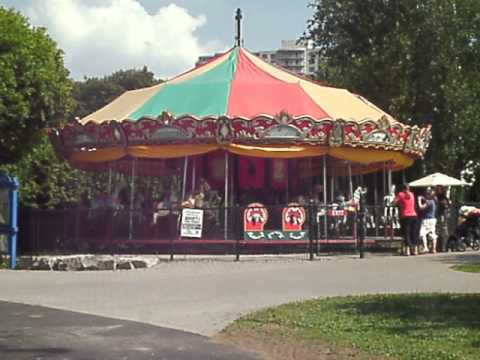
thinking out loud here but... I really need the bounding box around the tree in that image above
[303,0,480,186]
[72,67,161,119]
[1,134,88,208]
[0,7,73,164]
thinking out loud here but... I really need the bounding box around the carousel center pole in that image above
[128,157,136,241]
[224,151,229,240]
[235,8,242,47]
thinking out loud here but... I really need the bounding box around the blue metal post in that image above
[9,177,19,269]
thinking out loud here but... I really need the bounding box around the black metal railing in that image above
[18,203,414,256]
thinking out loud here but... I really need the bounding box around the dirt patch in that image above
[215,323,393,360]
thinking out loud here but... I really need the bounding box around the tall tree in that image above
[0,7,73,164]
[1,134,88,208]
[303,0,480,185]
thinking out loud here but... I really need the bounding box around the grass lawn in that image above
[451,263,480,273]
[222,294,480,360]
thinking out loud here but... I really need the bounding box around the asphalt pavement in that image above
[0,252,479,337]
[0,301,260,360]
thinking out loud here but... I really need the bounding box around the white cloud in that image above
[22,0,224,79]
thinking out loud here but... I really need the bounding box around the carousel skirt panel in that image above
[227,144,328,158]
[70,147,127,163]
[127,144,219,159]
[329,147,414,168]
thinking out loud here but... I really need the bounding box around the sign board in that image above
[180,208,204,238]
[244,203,268,232]
[243,203,307,240]
[244,230,308,241]
[282,204,306,232]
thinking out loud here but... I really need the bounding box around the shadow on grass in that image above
[332,293,480,333]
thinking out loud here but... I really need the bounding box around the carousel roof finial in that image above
[235,8,243,47]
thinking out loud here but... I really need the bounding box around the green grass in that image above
[451,263,480,273]
[226,294,480,360]
[0,256,8,269]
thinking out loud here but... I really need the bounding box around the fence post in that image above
[308,200,316,261]
[358,212,365,259]
[8,177,19,269]
[235,205,240,262]
[170,212,179,261]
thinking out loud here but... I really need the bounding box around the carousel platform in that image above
[105,236,401,255]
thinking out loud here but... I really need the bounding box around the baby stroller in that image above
[447,206,480,252]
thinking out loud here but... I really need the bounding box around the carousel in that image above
[49,12,431,252]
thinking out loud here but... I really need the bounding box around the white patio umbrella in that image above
[409,172,469,187]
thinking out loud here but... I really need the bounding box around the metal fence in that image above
[18,203,413,257]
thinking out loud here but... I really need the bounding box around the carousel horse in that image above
[383,185,400,229]
[352,186,376,229]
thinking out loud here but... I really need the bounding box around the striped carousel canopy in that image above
[80,47,396,125]
[52,46,431,173]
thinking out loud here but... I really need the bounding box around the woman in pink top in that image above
[395,183,418,255]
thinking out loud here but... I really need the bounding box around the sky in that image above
[0,0,314,80]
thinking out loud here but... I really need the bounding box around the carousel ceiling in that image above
[51,46,431,172]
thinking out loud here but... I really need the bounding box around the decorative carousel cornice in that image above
[53,111,431,158]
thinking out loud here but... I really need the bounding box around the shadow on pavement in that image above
[0,301,260,360]
[429,252,480,265]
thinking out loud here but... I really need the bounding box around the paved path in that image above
[0,301,259,360]
[0,252,479,336]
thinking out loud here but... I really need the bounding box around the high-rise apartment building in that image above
[196,40,321,76]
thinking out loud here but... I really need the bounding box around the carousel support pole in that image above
[224,152,229,240]
[382,162,387,199]
[348,162,353,199]
[374,170,379,236]
[108,162,113,195]
[311,157,319,255]
[387,166,392,193]
[323,155,328,248]
[387,165,394,242]
[330,174,334,203]
[309,157,313,195]
[173,156,189,261]
[192,156,196,192]
[402,169,406,184]
[286,159,290,204]
[128,158,136,241]
[348,162,356,248]
[308,199,315,261]
[181,156,189,201]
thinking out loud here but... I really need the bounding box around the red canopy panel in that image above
[227,49,330,119]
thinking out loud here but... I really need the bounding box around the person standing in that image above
[395,184,418,255]
[435,185,450,252]
[418,189,438,253]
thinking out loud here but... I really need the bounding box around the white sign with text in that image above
[180,208,204,238]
